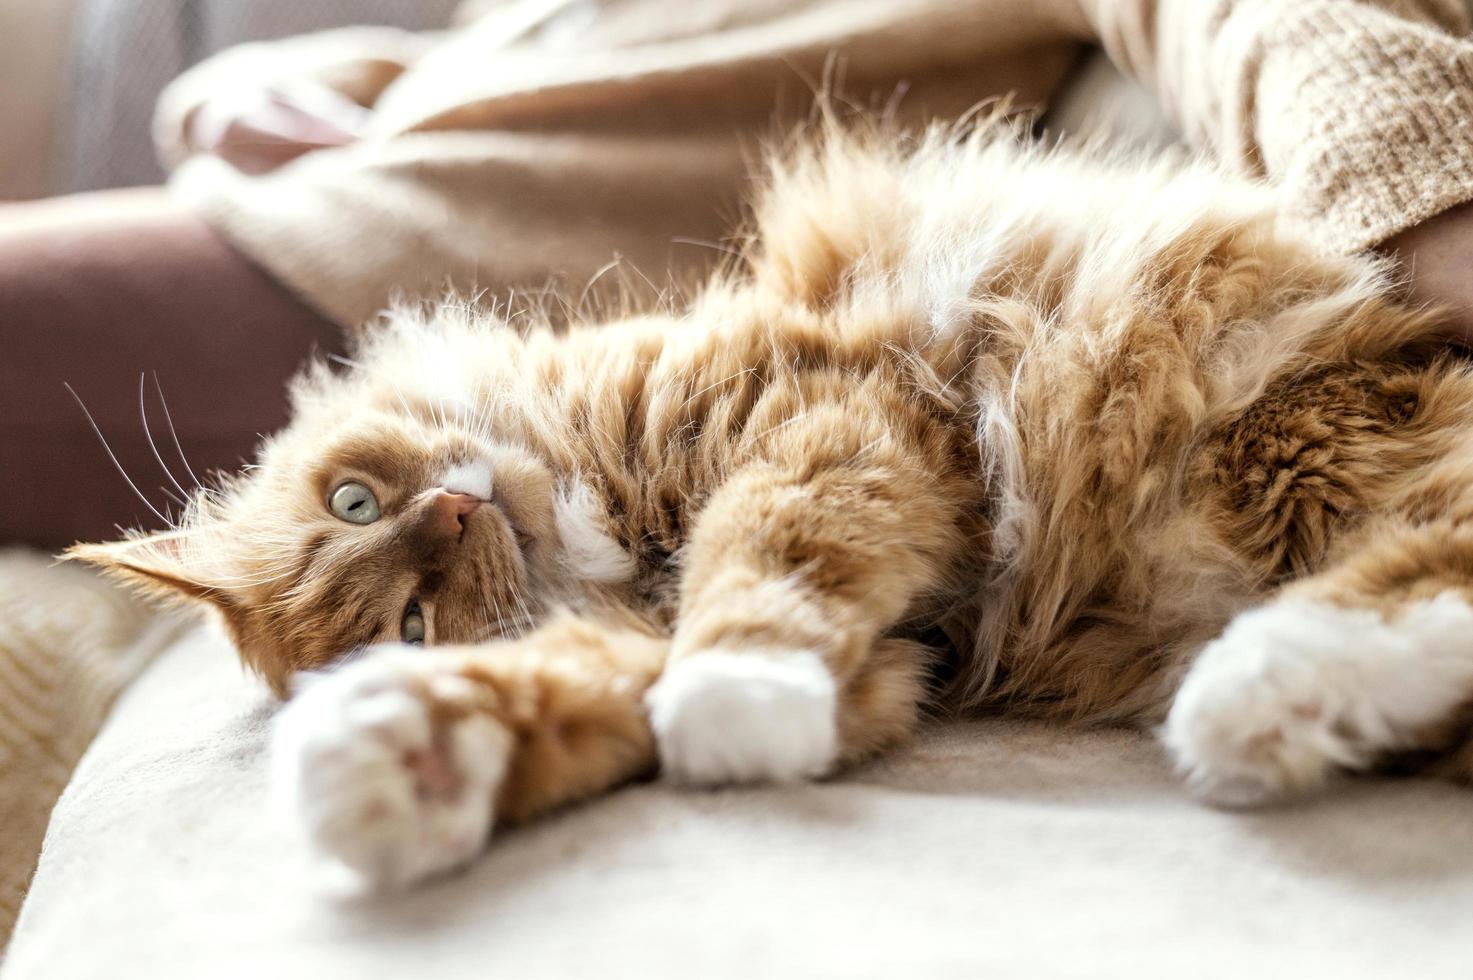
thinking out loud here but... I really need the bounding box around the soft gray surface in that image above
[6,621,1472,979]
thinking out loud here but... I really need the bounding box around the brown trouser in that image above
[0,189,341,548]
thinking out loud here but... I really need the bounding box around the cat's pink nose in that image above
[428,491,482,539]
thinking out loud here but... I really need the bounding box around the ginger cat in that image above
[77,123,1473,888]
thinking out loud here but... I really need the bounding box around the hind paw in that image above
[1165,594,1473,806]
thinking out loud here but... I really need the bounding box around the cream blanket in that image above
[3,548,1473,978]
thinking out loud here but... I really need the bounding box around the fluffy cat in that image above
[75,122,1473,889]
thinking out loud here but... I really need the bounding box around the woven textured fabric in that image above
[0,550,187,951]
[59,0,461,193]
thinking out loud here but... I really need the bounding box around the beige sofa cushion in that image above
[6,613,1473,979]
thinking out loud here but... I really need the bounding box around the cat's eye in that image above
[329,481,380,524]
[401,600,426,645]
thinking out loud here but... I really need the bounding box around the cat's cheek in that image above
[271,648,512,890]
[646,649,838,786]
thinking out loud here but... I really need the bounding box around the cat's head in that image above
[69,313,578,696]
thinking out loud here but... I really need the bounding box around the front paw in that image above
[646,649,838,785]
[271,647,511,889]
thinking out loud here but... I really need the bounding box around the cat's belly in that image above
[955,348,1473,723]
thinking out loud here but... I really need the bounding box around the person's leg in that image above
[0,187,343,548]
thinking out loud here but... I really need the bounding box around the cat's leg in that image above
[1164,521,1473,806]
[648,458,963,786]
[271,614,667,888]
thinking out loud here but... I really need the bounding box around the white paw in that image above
[271,648,511,889]
[1164,593,1473,807]
[646,650,838,785]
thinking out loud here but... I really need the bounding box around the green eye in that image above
[402,600,426,645]
[329,481,380,524]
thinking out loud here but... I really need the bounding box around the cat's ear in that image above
[65,531,239,613]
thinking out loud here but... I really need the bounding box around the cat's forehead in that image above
[261,409,439,493]
[316,426,433,486]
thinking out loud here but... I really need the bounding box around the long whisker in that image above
[64,382,173,527]
[152,372,206,491]
[139,374,190,507]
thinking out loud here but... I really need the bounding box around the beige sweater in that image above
[156,0,1473,328]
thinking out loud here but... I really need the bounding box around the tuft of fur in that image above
[553,479,638,584]
[74,120,1473,886]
